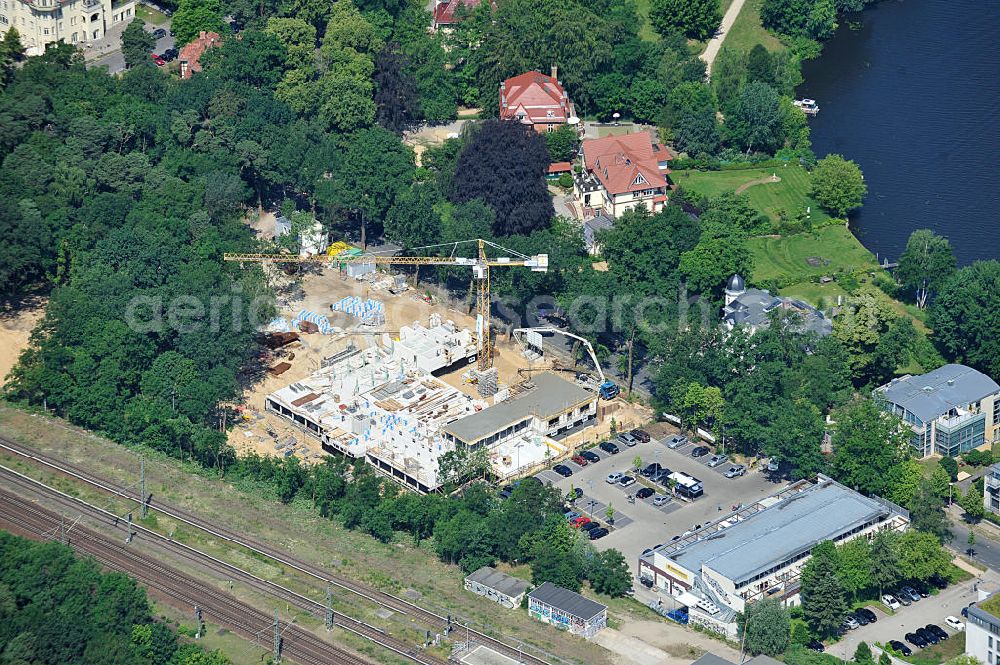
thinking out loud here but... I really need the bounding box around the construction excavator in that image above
[511,327,620,400]
[224,239,548,373]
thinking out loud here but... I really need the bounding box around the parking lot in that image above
[829,581,978,659]
[535,432,779,581]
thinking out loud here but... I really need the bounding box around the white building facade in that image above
[1,0,135,55]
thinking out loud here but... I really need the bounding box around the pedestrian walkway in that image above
[701,0,750,77]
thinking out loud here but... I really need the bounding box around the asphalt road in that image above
[949,517,1000,571]
[90,24,174,75]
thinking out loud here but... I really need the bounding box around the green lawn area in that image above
[597,125,640,138]
[748,226,877,283]
[634,0,657,41]
[136,3,168,24]
[778,280,848,309]
[671,164,833,226]
[723,0,784,53]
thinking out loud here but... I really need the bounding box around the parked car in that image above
[630,429,651,443]
[843,615,860,630]
[707,454,729,467]
[945,616,965,631]
[499,487,513,500]
[724,464,746,478]
[852,610,869,626]
[806,640,824,653]
[571,455,588,466]
[564,510,580,521]
[666,435,688,449]
[581,450,601,463]
[691,446,710,458]
[895,590,911,606]
[882,594,901,610]
[618,475,636,487]
[636,487,655,499]
[617,432,638,447]
[905,632,927,648]
[901,586,922,602]
[152,27,167,38]
[652,494,670,506]
[888,640,912,657]
[913,581,930,597]
[588,527,609,540]
[641,463,663,478]
[915,627,938,645]
[962,606,969,618]
[553,464,573,477]
[565,487,583,501]
[652,469,673,484]
[160,47,178,62]
[857,607,877,623]
[926,624,947,640]
[606,472,624,484]
[580,521,600,532]
[570,516,591,528]
[599,441,620,455]
[151,53,166,66]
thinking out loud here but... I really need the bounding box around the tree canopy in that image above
[929,260,1000,377]
[810,154,867,217]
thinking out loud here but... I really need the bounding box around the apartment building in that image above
[1,0,135,55]
[875,364,1000,458]
[573,131,672,218]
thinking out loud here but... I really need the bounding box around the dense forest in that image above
[0,531,229,664]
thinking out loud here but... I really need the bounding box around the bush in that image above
[939,456,958,481]
[963,449,993,467]
[836,272,860,294]
[557,173,573,190]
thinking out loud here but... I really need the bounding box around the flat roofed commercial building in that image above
[527,582,607,638]
[639,476,908,637]
[876,364,1000,457]
[967,595,1000,664]
[464,567,531,609]
[442,372,597,449]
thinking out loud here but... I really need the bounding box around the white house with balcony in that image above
[573,131,671,219]
[0,0,135,54]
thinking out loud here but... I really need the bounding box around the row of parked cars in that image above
[563,502,609,540]
[550,430,651,478]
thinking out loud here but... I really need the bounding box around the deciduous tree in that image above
[726,81,783,155]
[122,19,156,70]
[929,260,1000,377]
[171,0,227,47]
[810,154,867,217]
[739,597,791,656]
[649,0,722,40]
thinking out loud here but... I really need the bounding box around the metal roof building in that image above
[464,567,531,609]
[527,582,607,637]
[442,372,596,446]
[638,476,909,639]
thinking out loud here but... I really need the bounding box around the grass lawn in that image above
[672,164,833,226]
[748,226,877,283]
[778,280,848,309]
[136,3,168,24]
[634,0,657,41]
[597,125,640,138]
[723,0,784,53]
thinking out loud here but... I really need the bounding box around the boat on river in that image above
[793,98,820,116]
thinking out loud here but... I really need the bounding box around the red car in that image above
[570,516,591,528]
[151,53,166,66]
[571,455,588,466]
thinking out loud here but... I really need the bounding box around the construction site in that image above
[226,238,650,493]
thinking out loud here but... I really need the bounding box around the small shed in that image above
[582,214,614,255]
[527,582,607,638]
[547,161,572,178]
[464,567,530,609]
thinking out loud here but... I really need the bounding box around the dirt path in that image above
[0,305,45,388]
[701,0,751,76]
[734,174,781,195]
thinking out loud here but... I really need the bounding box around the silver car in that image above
[617,432,638,447]
[665,435,688,449]
[652,494,670,506]
[724,464,746,478]
[707,454,729,468]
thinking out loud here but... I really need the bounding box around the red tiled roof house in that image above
[179,31,222,80]
[499,67,576,133]
[574,131,672,218]
[432,0,495,30]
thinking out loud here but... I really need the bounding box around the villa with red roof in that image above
[499,68,575,133]
[573,131,672,218]
[432,0,495,30]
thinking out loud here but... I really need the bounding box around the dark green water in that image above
[798,0,1000,265]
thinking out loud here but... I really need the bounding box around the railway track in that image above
[0,435,552,665]
[0,464,448,665]
[0,487,369,665]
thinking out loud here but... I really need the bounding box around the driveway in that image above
[88,20,174,75]
[536,434,779,583]
[828,582,979,659]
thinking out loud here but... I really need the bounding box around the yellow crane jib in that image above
[223,239,548,372]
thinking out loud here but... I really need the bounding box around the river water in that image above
[798,0,1000,265]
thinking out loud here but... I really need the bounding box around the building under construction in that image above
[265,319,597,492]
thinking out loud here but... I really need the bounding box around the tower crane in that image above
[511,327,620,400]
[224,239,548,372]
